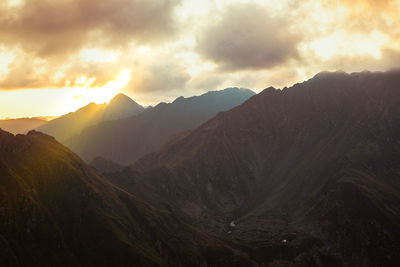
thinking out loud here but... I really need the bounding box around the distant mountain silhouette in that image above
[37,94,144,142]
[103,93,145,121]
[107,70,400,266]
[0,117,49,134]
[0,129,251,266]
[66,87,255,165]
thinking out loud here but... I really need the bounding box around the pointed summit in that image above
[109,93,135,104]
[36,94,144,142]
[103,93,144,121]
[66,87,256,164]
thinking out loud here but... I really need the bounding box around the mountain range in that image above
[0,117,50,134]
[1,70,400,266]
[111,70,400,266]
[36,93,145,142]
[65,87,255,165]
[0,129,250,266]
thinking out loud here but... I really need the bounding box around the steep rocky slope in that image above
[111,70,400,266]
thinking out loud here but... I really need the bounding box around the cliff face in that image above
[125,70,400,266]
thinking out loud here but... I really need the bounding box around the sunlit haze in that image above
[0,0,399,118]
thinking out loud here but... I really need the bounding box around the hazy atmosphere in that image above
[1,0,399,118]
[1,1,400,266]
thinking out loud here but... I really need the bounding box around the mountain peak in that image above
[108,93,143,109]
[66,86,256,164]
[172,96,185,103]
[312,70,347,80]
[103,93,145,121]
[222,87,251,92]
[206,87,255,96]
[110,93,134,103]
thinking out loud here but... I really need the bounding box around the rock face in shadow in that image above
[0,129,252,267]
[66,87,255,165]
[37,94,144,142]
[110,70,400,266]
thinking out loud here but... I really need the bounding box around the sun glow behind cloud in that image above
[305,31,389,60]
[73,69,131,105]
[0,0,399,118]
[0,51,14,79]
[7,0,24,7]
[0,69,132,119]
[80,49,121,63]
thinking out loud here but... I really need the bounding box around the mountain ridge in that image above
[37,93,144,142]
[66,87,256,165]
[0,117,49,134]
[2,70,400,266]
[121,70,400,266]
[0,128,253,266]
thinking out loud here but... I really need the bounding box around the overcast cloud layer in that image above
[0,0,399,108]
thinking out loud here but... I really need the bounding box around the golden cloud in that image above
[0,0,180,57]
[0,0,399,96]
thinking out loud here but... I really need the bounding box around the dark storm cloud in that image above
[0,0,180,57]
[196,3,300,71]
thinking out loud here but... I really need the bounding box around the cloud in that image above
[290,0,400,73]
[331,0,397,10]
[0,0,187,92]
[128,62,191,93]
[0,48,121,89]
[196,3,300,71]
[382,48,400,69]
[321,0,399,33]
[188,72,224,91]
[1,0,399,98]
[0,0,180,58]
[0,42,193,96]
[310,47,400,73]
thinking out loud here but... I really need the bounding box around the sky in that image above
[0,0,399,119]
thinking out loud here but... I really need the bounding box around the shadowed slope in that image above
[119,70,400,266]
[0,129,252,266]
